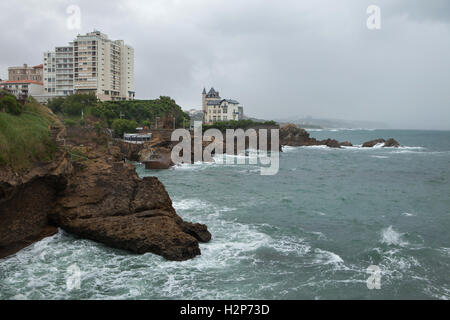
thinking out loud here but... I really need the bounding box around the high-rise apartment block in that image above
[43,45,74,96]
[40,30,134,102]
[73,31,134,101]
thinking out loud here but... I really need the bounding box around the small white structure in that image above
[123,133,152,144]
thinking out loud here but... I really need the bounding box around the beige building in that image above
[73,30,134,101]
[202,87,244,124]
[0,80,44,100]
[38,30,135,103]
[8,64,43,82]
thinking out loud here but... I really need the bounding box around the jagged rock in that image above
[280,123,347,148]
[0,126,211,261]
[362,138,400,148]
[362,138,386,148]
[340,141,353,147]
[0,146,71,259]
[180,221,212,243]
[320,139,341,148]
[384,138,400,148]
[279,124,314,146]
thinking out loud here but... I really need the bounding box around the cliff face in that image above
[0,147,72,258]
[0,126,211,261]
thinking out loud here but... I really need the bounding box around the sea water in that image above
[1,129,449,299]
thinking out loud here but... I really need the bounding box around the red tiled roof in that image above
[0,80,43,85]
[33,64,43,69]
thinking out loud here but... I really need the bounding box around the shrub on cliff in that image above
[91,97,190,128]
[0,94,22,115]
[203,119,278,132]
[47,97,65,114]
[112,119,138,138]
[0,101,58,171]
[48,93,98,116]
[64,119,77,127]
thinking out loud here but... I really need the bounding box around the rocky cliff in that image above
[0,126,211,261]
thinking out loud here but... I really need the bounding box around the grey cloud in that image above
[0,0,449,129]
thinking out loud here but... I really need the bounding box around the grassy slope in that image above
[0,101,60,171]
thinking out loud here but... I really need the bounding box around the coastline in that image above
[0,124,211,261]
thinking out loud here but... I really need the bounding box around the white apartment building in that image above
[39,30,135,102]
[202,87,244,124]
[74,30,134,101]
[43,45,74,97]
[43,51,56,95]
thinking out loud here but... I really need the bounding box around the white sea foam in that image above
[271,236,311,256]
[401,212,416,217]
[281,146,297,152]
[312,248,346,269]
[381,226,408,247]
[172,162,212,171]
[299,145,334,150]
[438,247,450,257]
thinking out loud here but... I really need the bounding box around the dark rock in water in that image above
[180,221,212,243]
[279,124,314,146]
[384,138,400,148]
[362,138,386,148]
[280,124,346,148]
[340,141,353,147]
[51,157,211,261]
[320,138,341,148]
[362,138,400,148]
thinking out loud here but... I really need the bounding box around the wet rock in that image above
[362,138,386,148]
[384,138,400,148]
[362,138,400,148]
[280,124,348,148]
[320,139,341,148]
[1,126,211,261]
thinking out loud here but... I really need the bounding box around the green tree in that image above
[111,119,137,138]
[47,97,65,114]
[62,99,84,116]
[0,95,22,115]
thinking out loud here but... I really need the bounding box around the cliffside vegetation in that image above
[47,94,190,136]
[0,95,59,171]
[202,119,278,132]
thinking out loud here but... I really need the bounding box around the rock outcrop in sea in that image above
[0,126,211,261]
[279,124,401,149]
[362,138,400,148]
[279,123,352,148]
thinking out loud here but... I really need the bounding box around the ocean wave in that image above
[380,226,409,247]
[401,212,416,217]
[270,236,311,256]
[281,145,298,152]
[312,248,347,270]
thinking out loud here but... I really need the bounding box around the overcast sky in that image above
[1,0,449,129]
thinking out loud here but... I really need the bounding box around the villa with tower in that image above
[202,87,244,124]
